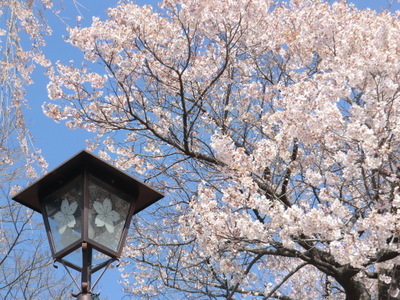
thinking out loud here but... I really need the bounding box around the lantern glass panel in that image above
[62,248,113,271]
[92,248,113,270]
[62,248,82,269]
[43,176,83,253]
[88,176,131,252]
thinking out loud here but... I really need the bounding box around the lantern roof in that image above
[12,150,164,214]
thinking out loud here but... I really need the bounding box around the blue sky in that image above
[23,0,399,298]
[352,0,400,10]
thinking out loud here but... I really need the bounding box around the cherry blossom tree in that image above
[0,0,75,298]
[44,0,400,298]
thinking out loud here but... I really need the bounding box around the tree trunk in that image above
[336,271,370,300]
[379,266,400,300]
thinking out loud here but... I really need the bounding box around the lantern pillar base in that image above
[76,293,93,300]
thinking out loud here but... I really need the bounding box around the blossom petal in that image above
[67,202,78,215]
[54,211,65,224]
[60,199,70,214]
[66,215,76,228]
[95,215,105,227]
[103,198,113,212]
[93,201,105,214]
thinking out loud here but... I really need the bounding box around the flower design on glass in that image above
[93,198,120,233]
[54,199,78,234]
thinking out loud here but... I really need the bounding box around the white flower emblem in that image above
[54,199,78,234]
[93,198,120,233]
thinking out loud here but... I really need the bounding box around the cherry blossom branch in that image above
[263,262,309,299]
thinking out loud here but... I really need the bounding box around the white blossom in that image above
[54,199,78,234]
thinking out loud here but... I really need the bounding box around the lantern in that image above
[12,150,164,299]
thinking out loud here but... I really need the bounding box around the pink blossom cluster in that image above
[44,0,400,298]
